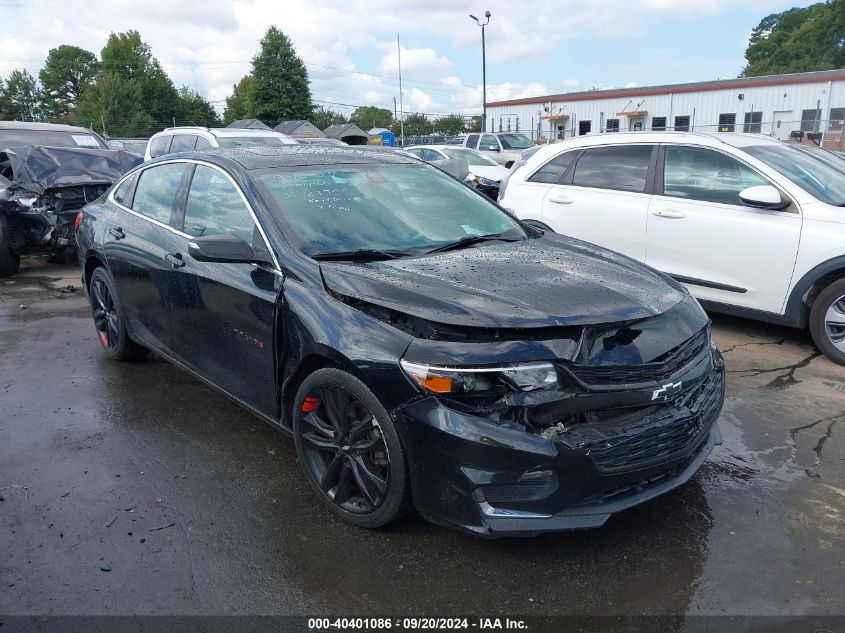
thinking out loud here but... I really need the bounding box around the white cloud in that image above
[377,42,452,77]
[0,0,791,123]
[637,0,779,14]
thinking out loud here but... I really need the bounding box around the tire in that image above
[293,367,411,529]
[0,215,20,278]
[88,267,145,361]
[809,277,845,365]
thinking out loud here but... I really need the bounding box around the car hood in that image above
[321,233,689,329]
[0,145,142,195]
[468,165,509,182]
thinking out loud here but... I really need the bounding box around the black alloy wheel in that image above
[88,267,145,361]
[293,368,410,528]
[91,275,119,353]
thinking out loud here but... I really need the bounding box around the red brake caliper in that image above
[99,331,109,347]
[301,396,321,412]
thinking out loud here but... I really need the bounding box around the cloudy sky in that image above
[0,0,798,117]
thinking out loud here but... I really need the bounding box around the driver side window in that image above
[183,165,256,244]
[663,145,769,206]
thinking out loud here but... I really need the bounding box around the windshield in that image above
[745,144,845,206]
[794,145,845,173]
[442,148,499,166]
[0,128,107,150]
[216,136,290,147]
[255,163,526,257]
[498,134,534,150]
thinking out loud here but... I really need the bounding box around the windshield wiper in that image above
[425,233,521,254]
[311,248,405,261]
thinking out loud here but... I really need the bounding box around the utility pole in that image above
[469,11,491,133]
[397,34,405,146]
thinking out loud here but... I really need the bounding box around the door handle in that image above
[651,208,686,219]
[548,194,575,205]
[164,252,185,269]
[109,227,126,240]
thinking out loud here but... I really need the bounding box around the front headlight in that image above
[474,175,500,187]
[400,359,558,395]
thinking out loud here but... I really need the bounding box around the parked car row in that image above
[10,117,845,537]
[404,145,509,198]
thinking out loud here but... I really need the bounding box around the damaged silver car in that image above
[0,121,141,277]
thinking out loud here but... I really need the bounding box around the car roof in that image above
[544,131,783,149]
[155,127,290,139]
[152,145,421,170]
[0,120,97,134]
[407,145,465,151]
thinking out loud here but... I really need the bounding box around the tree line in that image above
[0,32,220,138]
[0,23,481,140]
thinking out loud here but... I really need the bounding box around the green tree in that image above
[251,26,312,124]
[223,74,255,124]
[743,1,845,76]
[349,106,392,131]
[400,112,433,136]
[38,45,98,120]
[98,31,179,127]
[0,70,41,121]
[434,114,465,136]
[175,87,220,127]
[310,106,347,130]
[72,71,152,137]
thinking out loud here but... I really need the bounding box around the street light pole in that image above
[469,11,491,133]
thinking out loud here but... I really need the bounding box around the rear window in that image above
[149,135,172,158]
[465,134,480,149]
[0,128,106,150]
[215,136,290,147]
[131,163,186,225]
[169,135,197,152]
[572,145,653,192]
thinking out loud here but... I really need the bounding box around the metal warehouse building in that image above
[485,69,845,150]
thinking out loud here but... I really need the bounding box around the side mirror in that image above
[488,144,500,152]
[739,185,789,210]
[188,234,272,264]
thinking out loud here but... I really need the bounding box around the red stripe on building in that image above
[485,70,845,108]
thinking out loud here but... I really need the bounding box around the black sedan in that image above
[75,146,725,537]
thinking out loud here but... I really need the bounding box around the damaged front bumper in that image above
[394,344,725,537]
[0,145,141,256]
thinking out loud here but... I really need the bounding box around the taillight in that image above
[73,211,84,232]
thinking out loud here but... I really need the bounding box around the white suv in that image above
[499,132,845,364]
[144,126,296,160]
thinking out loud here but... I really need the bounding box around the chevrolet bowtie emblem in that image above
[652,381,683,402]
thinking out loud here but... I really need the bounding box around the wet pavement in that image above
[1,258,843,618]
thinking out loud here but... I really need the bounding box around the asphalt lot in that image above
[1,257,843,619]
